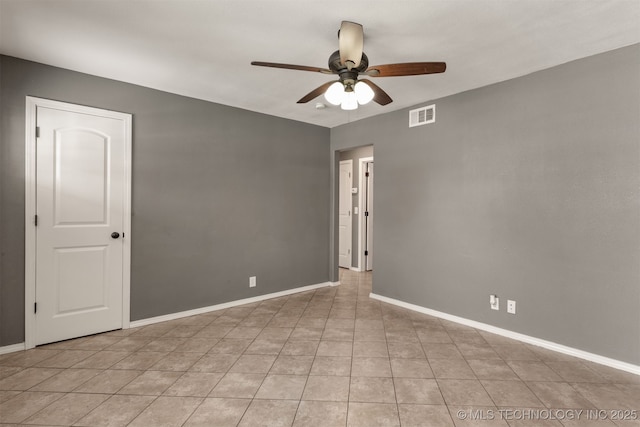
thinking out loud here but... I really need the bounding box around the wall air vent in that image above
[409,104,435,127]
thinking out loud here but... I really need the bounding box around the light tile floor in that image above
[1,270,638,426]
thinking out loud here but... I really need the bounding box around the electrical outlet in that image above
[249,276,256,288]
[507,299,516,314]
[490,295,499,311]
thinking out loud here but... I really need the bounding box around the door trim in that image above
[358,157,373,272]
[24,96,132,349]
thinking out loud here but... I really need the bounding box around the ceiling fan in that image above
[251,21,446,110]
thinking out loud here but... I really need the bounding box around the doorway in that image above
[25,97,132,348]
[336,146,373,275]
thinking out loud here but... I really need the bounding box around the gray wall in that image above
[331,45,640,365]
[339,145,374,268]
[0,56,330,346]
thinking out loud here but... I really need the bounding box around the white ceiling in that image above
[1,0,639,128]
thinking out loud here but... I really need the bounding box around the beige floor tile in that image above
[209,373,265,398]
[112,351,168,370]
[545,361,607,383]
[317,340,353,357]
[229,354,277,374]
[270,355,314,375]
[507,360,563,381]
[0,367,61,391]
[290,327,324,340]
[176,338,218,353]
[238,399,299,427]
[163,372,223,397]
[225,326,263,339]
[189,353,239,372]
[394,378,445,404]
[207,338,252,355]
[352,357,392,377]
[425,343,465,360]
[244,339,286,355]
[0,366,23,381]
[353,341,389,358]
[0,349,61,368]
[310,356,352,376]
[0,391,64,423]
[347,402,400,427]
[388,342,426,359]
[571,382,640,410]
[74,369,141,394]
[490,344,540,361]
[448,405,510,426]
[430,359,477,379]
[24,392,109,425]
[293,400,348,427]
[0,390,20,404]
[438,379,495,406]
[256,327,293,340]
[106,337,153,352]
[34,350,97,368]
[183,397,251,427]
[390,358,434,378]
[399,404,455,427]
[150,351,202,371]
[467,359,519,380]
[354,329,387,341]
[74,394,155,427]
[281,340,319,356]
[117,370,182,395]
[139,337,187,352]
[481,380,544,407]
[302,375,350,401]
[255,374,307,400]
[527,381,596,409]
[128,396,202,427]
[72,350,131,369]
[350,377,396,403]
[30,368,101,392]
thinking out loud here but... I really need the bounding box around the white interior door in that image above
[338,160,353,268]
[365,162,374,271]
[34,103,130,345]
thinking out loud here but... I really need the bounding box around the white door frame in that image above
[24,96,132,349]
[358,157,373,271]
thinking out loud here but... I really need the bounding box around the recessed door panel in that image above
[55,246,108,314]
[54,129,109,226]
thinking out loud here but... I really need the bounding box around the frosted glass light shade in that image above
[354,81,374,104]
[324,82,344,105]
[341,91,358,110]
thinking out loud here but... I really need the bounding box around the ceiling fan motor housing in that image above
[329,50,369,88]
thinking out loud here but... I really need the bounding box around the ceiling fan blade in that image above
[365,62,446,77]
[339,21,363,70]
[251,61,333,74]
[297,81,339,103]
[359,79,392,105]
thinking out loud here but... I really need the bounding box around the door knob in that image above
[111,232,120,239]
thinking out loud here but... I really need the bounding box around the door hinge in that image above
[36,127,40,138]
[34,215,38,226]
[365,172,369,177]
[34,302,37,314]
[365,211,369,217]
[365,250,369,256]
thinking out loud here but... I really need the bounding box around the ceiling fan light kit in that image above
[251,21,446,111]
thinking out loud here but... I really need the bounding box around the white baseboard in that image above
[0,342,26,355]
[130,281,333,328]
[349,267,362,272]
[330,281,341,287]
[370,293,640,376]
